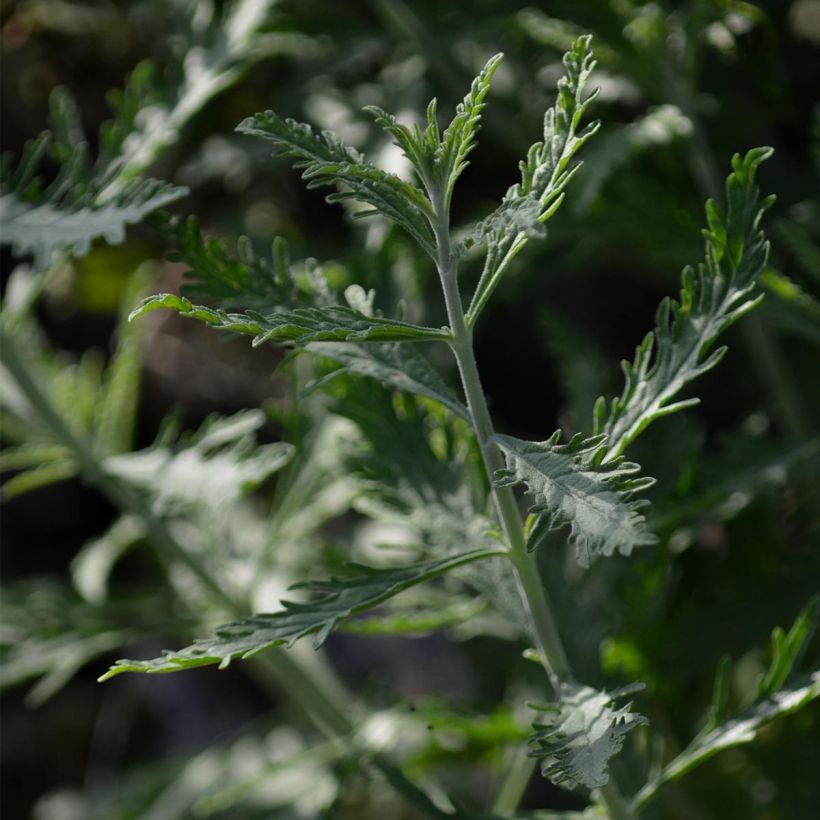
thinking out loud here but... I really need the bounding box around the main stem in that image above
[430,198,635,820]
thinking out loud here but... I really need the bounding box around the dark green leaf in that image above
[237,111,436,256]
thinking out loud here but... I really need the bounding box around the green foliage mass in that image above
[2,4,818,820]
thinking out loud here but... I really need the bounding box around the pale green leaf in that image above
[529,681,648,790]
[129,292,451,346]
[307,341,469,420]
[466,36,599,325]
[116,0,283,178]
[99,547,504,679]
[104,410,294,515]
[92,268,150,456]
[495,433,656,568]
[632,596,820,810]
[1,460,79,500]
[437,53,504,197]
[236,110,436,256]
[0,86,186,271]
[633,671,820,811]
[366,52,503,208]
[594,147,775,458]
[71,515,146,605]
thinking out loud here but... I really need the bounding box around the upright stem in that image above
[429,197,635,819]
[431,205,569,687]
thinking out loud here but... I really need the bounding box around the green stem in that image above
[491,743,536,815]
[432,215,569,690]
[428,198,634,820]
[0,327,445,820]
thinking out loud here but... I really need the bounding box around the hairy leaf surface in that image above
[466,36,599,325]
[0,89,185,270]
[237,111,436,256]
[595,147,775,458]
[130,292,450,346]
[529,681,647,790]
[495,433,656,567]
[100,547,504,678]
[366,52,502,207]
[154,214,328,312]
[308,342,469,420]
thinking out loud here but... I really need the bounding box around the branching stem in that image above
[429,193,636,820]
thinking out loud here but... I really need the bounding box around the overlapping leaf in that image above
[307,342,469,420]
[154,213,328,312]
[466,36,600,325]
[529,681,648,790]
[104,410,293,516]
[495,433,656,567]
[594,147,775,458]
[99,547,503,679]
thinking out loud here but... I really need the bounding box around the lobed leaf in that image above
[1,177,185,272]
[0,87,186,271]
[99,547,504,679]
[632,596,820,810]
[466,36,600,325]
[529,681,648,790]
[307,341,469,420]
[495,433,656,568]
[237,110,437,256]
[130,292,451,346]
[104,410,294,516]
[153,213,327,312]
[594,147,775,458]
[367,52,503,209]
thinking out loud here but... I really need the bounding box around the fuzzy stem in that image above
[428,196,635,819]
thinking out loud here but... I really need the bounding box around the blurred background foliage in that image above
[1,0,819,818]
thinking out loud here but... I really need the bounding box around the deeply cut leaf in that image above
[237,110,436,256]
[307,342,469,420]
[529,681,648,790]
[99,547,504,678]
[154,214,327,312]
[466,35,599,325]
[495,433,656,567]
[130,293,451,346]
[366,52,503,208]
[595,147,775,458]
[0,88,186,270]
[104,410,293,515]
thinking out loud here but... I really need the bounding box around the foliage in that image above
[2,4,818,820]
